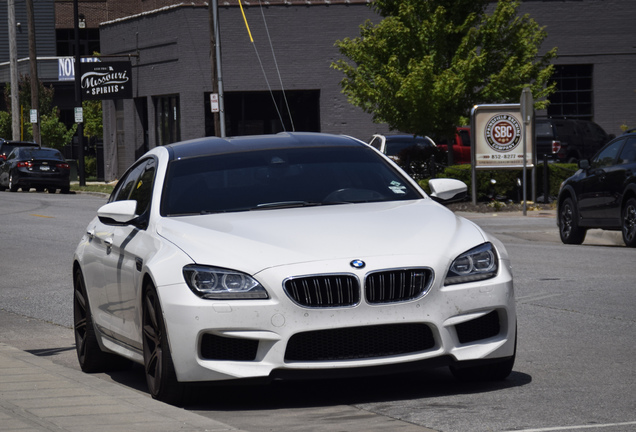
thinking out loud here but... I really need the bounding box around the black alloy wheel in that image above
[142,282,187,405]
[622,198,636,247]
[73,267,129,372]
[559,197,587,245]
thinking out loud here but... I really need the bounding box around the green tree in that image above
[39,113,77,150]
[82,99,103,141]
[332,0,557,138]
[3,75,76,149]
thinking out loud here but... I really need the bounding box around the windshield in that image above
[535,122,554,138]
[385,137,433,157]
[162,146,422,216]
[19,148,64,160]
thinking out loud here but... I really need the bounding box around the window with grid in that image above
[547,65,593,120]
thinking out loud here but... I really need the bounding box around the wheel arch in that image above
[557,185,579,223]
[621,184,636,208]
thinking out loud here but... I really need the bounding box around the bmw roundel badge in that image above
[350,259,366,269]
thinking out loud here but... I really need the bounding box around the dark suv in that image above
[0,139,40,162]
[535,118,613,163]
[557,133,636,247]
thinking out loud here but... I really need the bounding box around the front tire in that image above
[559,197,587,244]
[73,267,129,372]
[142,282,187,405]
[622,198,636,247]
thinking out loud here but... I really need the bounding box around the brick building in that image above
[0,1,635,181]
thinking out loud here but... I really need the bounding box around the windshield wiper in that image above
[252,201,324,210]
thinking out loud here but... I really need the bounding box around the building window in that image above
[206,90,320,137]
[547,65,593,120]
[56,28,101,56]
[154,95,180,146]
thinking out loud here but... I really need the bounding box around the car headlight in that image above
[445,242,498,286]
[183,265,269,299]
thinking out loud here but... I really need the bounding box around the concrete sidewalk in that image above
[0,343,244,432]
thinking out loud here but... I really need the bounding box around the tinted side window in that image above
[585,122,608,142]
[618,138,636,164]
[592,139,624,169]
[458,130,471,146]
[536,122,555,138]
[369,136,382,151]
[129,159,156,215]
[110,159,154,204]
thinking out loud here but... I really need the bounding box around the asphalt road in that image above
[1,192,634,432]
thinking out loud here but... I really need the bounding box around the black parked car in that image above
[536,118,613,163]
[0,147,71,193]
[557,133,636,247]
[0,139,40,161]
[368,134,445,179]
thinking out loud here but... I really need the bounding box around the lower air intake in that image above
[285,323,435,361]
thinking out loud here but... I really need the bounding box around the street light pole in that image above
[8,0,20,141]
[26,0,40,144]
[209,0,226,137]
[73,0,85,186]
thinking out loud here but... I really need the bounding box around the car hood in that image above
[156,200,486,274]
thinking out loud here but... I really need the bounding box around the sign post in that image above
[520,87,534,215]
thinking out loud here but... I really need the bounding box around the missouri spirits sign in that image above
[80,61,132,100]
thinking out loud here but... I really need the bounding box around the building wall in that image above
[99,3,387,179]
[0,1,56,61]
[519,0,636,137]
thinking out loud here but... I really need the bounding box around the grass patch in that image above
[70,182,115,195]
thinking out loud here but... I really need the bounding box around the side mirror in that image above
[97,200,138,225]
[428,178,468,204]
[578,159,590,170]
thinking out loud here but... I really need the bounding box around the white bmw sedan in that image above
[73,132,516,405]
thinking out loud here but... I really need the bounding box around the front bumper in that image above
[158,257,516,383]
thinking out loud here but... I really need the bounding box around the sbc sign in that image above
[472,104,533,169]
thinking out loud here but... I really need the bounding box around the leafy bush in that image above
[421,163,579,202]
[84,156,97,178]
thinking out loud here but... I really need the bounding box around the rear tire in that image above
[622,198,636,248]
[559,197,587,244]
[142,282,187,405]
[73,267,130,372]
[8,172,18,192]
[47,188,57,194]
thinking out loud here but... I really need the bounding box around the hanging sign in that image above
[58,57,100,81]
[80,61,132,100]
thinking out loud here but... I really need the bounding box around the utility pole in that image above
[208,0,226,137]
[26,0,40,144]
[73,0,85,186]
[8,0,20,141]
